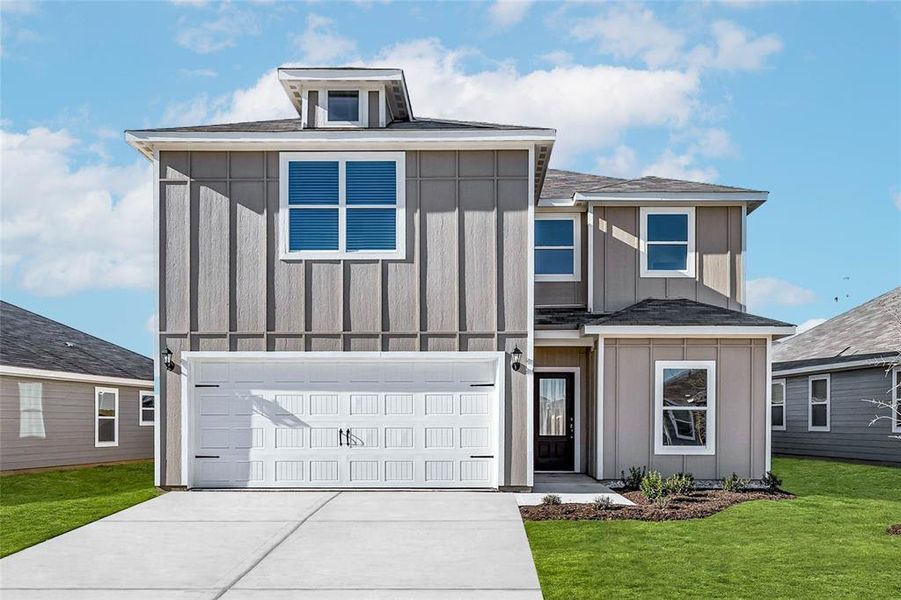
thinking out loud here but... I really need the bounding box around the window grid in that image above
[654,360,716,456]
[808,374,830,432]
[639,207,696,278]
[139,391,155,427]
[534,215,580,282]
[95,387,119,448]
[771,379,786,431]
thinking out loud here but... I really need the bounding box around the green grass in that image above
[0,461,159,557]
[525,457,901,599]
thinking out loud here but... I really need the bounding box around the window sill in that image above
[139,422,153,427]
[536,274,581,283]
[654,446,715,456]
[95,442,119,448]
[281,249,405,261]
[807,426,830,432]
[772,425,786,432]
[640,269,695,279]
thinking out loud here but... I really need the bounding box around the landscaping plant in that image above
[620,465,647,491]
[639,470,667,504]
[665,472,695,496]
[591,496,614,510]
[762,470,782,491]
[723,472,750,492]
[542,494,562,506]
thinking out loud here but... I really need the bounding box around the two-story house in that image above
[126,67,794,490]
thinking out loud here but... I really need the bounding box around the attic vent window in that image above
[327,90,360,123]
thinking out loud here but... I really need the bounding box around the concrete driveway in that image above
[0,491,542,599]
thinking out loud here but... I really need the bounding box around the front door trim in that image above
[533,366,580,473]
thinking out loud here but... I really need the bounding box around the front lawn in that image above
[0,461,159,557]
[525,457,901,599]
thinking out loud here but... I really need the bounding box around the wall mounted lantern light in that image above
[511,346,523,372]
[162,348,175,372]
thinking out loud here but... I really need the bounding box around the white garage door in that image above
[185,353,503,489]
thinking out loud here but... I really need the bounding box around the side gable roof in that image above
[0,302,153,381]
[773,287,901,367]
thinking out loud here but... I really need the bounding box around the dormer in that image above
[277,68,413,129]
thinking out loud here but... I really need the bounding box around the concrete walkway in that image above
[515,473,633,506]
[0,491,542,599]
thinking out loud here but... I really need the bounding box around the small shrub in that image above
[722,472,750,492]
[665,472,695,496]
[640,470,666,502]
[652,495,671,509]
[621,465,647,491]
[762,470,782,491]
[591,496,614,510]
[541,494,562,506]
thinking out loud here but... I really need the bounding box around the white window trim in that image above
[139,390,155,427]
[639,206,696,278]
[891,367,900,434]
[94,387,119,448]
[654,360,716,455]
[279,151,406,260]
[535,214,581,282]
[771,378,786,431]
[322,88,367,127]
[807,373,831,432]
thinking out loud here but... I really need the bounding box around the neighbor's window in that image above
[139,391,155,427]
[535,215,580,282]
[808,374,830,431]
[892,367,900,434]
[771,379,786,431]
[655,360,716,455]
[95,387,118,447]
[640,207,695,278]
[280,152,405,260]
[327,90,360,123]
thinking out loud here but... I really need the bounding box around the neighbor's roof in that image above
[126,116,554,134]
[0,301,153,381]
[540,169,768,212]
[773,287,901,371]
[537,298,794,331]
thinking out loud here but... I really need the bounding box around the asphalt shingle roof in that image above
[0,302,153,381]
[540,169,765,201]
[127,117,553,134]
[537,298,793,330]
[773,287,901,369]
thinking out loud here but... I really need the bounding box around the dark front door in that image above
[533,372,575,471]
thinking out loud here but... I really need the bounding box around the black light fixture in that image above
[511,346,523,372]
[162,347,175,372]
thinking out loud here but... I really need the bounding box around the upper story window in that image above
[280,152,405,260]
[327,90,360,124]
[808,374,830,432]
[654,360,716,455]
[771,379,786,431]
[639,207,695,278]
[535,215,581,282]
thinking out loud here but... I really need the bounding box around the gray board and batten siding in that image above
[773,367,900,464]
[535,205,745,312]
[157,149,531,487]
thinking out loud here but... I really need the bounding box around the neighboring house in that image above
[0,302,155,471]
[772,287,901,464]
[125,67,794,490]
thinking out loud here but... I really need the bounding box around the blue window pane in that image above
[288,161,338,205]
[346,208,396,251]
[289,208,339,251]
[346,161,396,205]
[536,249,574,275]
[647,244,688,271]
[647,214,688,242]
[535,220,574,246]
[328,91,359,121]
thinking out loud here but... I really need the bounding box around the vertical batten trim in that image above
[152,149,162,487]
[587,205,594,312]
[765,336,772,473]
[526,144,536,488]
[595,335,604,479]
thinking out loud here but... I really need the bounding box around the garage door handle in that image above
[469,455,494,459]
[470,383,494,387]
[195,455,219,459]
[338,428,344,447]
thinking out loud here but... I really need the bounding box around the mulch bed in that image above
[520,489,794,522]
[887,524,901,536]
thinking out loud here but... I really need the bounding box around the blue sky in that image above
[1,0,899,358]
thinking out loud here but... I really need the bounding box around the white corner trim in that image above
[653,360,717,456]
[807,373,831,432]
[587,205,594,312]
[535,213,581,282]
[0,365,153,388]
[581,325,796,337]
[534,367,581,474]
[595,336,604,478]
[766,339,774,473]
[526,143,536,488]
[278,151,406,261]
[639,206,695,279]
[94,386,119,448]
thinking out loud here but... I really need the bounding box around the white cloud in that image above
[747,277,817,310]
[690,127,736,158]
[596,145,637,178]
[574,5,685,69]
[0,127,153,296]
[539,50,573,67]
[796,318,827,334]
[687,21,783,71]
[641,149,718,182]
[488,0,533,28]
[292,14,358,64]
[145,313,158,335]
[892,189,901,210]
[175,5,261,54]
[178,68,218,79]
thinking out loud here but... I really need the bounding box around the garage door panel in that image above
[190,356,500,489]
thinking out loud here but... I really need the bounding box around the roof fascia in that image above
[581,325,796,337]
